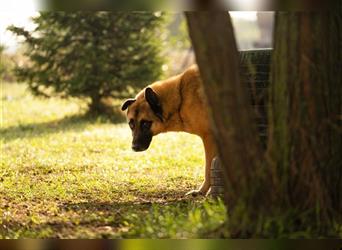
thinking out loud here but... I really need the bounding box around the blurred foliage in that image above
[0,45,17,82]
[8,12,166,114]
[45,0,168,10]
[161,13,194,76]
[167,14,191,50]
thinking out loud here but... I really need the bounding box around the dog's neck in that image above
[151,75,187,133]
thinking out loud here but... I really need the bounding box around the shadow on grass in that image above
[1,109,126,143]
[1,190,202,238]
[62,189,197,211]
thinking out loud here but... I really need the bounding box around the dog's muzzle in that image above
[131,131,153,152]
[132,143,148,152]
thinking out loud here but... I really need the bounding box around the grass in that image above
[0,83,227,238]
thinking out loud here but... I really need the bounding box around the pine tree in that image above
[9,12,165,114]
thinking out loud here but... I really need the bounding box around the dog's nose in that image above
[132,144,144,152]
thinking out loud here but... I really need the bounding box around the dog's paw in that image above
[185,189,206,197]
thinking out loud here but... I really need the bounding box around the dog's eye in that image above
[140,120,152,130]
[129,119,135,130]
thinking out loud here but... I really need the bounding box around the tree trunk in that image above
[268,9,342,232]
[186,9,342,237]
[88,94,112,115]
[185,12,264,235]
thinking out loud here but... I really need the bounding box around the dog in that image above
[121,65,216,196]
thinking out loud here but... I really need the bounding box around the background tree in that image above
[9,12,165,114]
[0,45,6,80]
[0,45,17,83]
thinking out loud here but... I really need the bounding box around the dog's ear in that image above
[145,87,163,121]
[121,98,136,111]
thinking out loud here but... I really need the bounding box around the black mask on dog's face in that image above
[121,87,163,152]
[129,119,153,152]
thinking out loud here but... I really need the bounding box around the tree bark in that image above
[88,94,113,116]
[185,12,264,233]
[268,9,342,230]
[186,9,342,236]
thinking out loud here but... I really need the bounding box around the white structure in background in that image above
[254,12,274,48]
[232,11,274,50]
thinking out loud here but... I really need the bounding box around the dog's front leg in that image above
[186,134,216,196]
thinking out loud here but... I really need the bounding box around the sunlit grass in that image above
[0,82,226,238]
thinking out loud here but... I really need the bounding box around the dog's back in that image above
[149,65,211,137]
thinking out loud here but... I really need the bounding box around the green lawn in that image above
[0,83,226,238]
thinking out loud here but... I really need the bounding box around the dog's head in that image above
[121,87,164,152]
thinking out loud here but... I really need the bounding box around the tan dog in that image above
[121,65,216,196]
